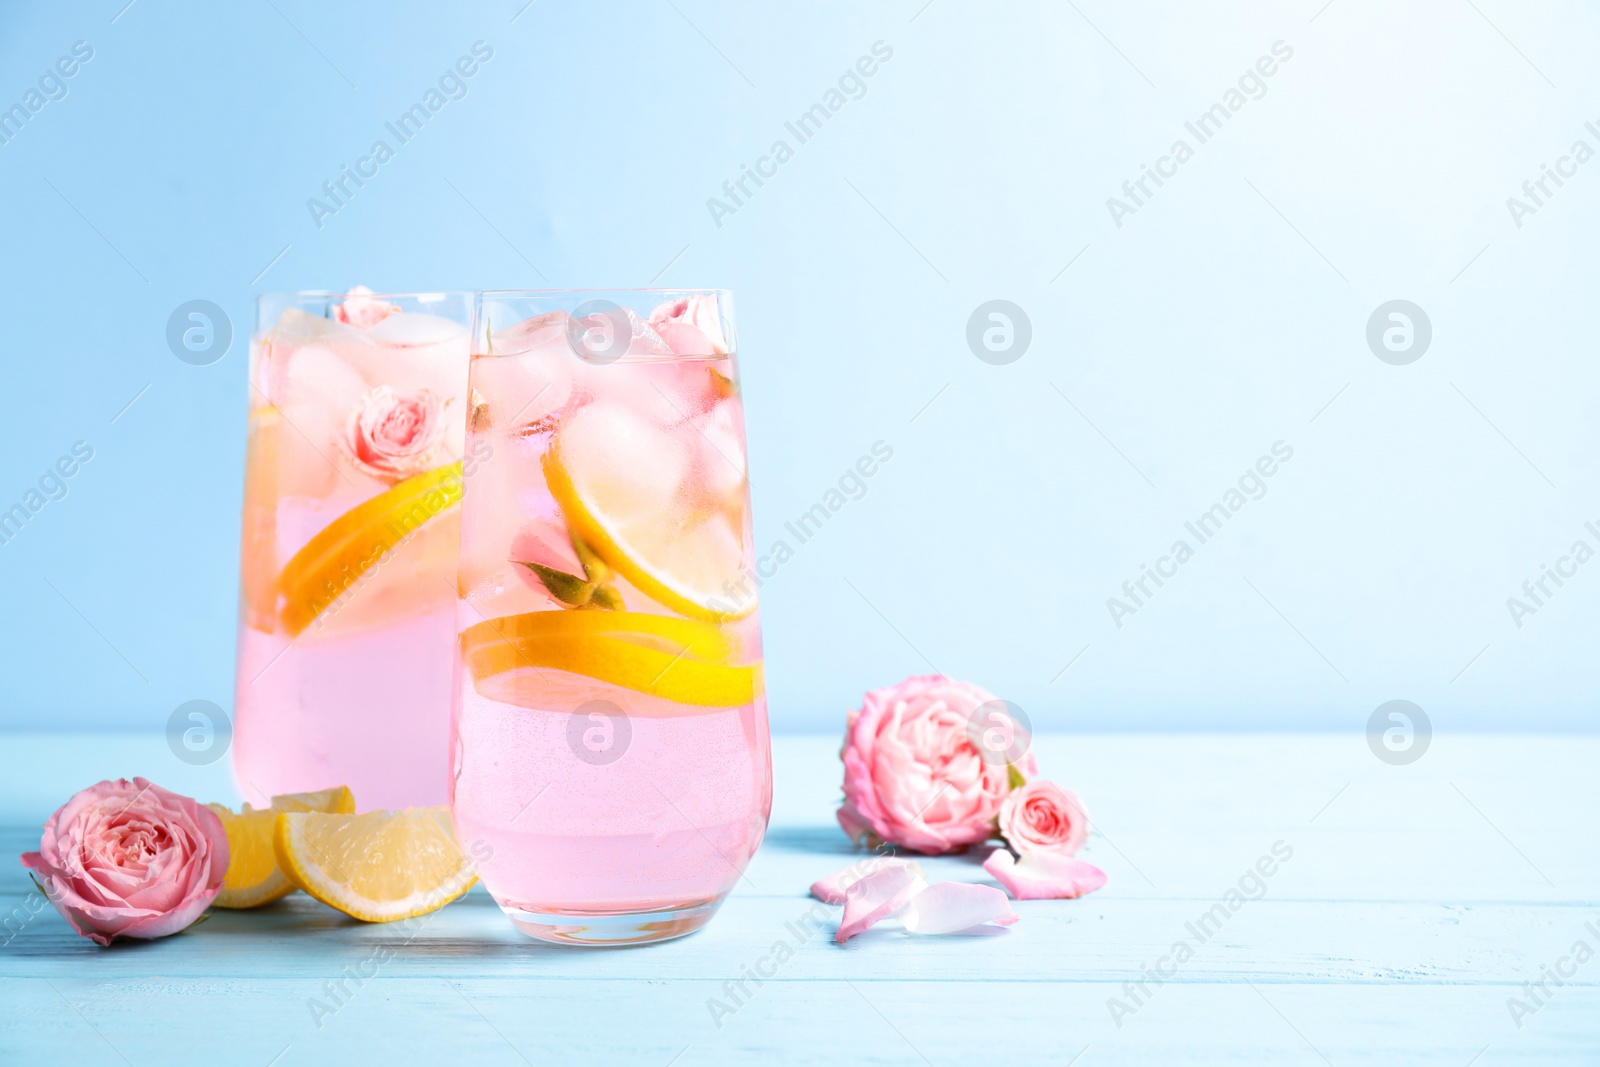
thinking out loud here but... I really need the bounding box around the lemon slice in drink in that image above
[208,786,356,909]
[460,610,762,709]
[239,407,284,633]
[273,807,476,923]
[543,403,752,622]
[276,461,464,637]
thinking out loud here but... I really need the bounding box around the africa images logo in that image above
[305,42,494,229]
[1105,41,1294,229]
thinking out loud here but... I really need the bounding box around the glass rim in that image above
[256,289,730,300]
[476,287,732,299]
[257,290,473,301]
[473,288,737,361]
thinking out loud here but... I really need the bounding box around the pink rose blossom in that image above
[334,285,400,330]
[998,779,1089,857]
[983,849,1106,901]
[20,778,228,946]
[647,294,730,356]
[837,674,1037,855]
[343,386,447,480]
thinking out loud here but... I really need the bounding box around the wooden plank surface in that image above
[1,732,1595,1065]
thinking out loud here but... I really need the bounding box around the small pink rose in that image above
[334,285,400,331]
[983,848,1106,901]
[647,294,730,356]
[998,779,1089,857]
[20,778,228,946]
[343,386,447,480]
[837,674,1037,855]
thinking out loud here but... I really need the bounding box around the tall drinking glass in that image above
[234,289,471,811]
[452,289,770,945]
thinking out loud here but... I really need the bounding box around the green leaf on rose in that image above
[571,534,612,584]
[516,557,624,611]
[516,561,593,607]
[1007,762,1027,790]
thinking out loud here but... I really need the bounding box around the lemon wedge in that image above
[208,786,356,909]
[460,609,762,710]
[273,807,476,923]
[543,403,752,622]
[276,461,464,636]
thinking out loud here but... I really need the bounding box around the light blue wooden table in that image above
[1,732,1595,1064]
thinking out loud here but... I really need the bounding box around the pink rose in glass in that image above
[334,285,399,330]
[837,674,1037,855]
[343,386,447,480]
[648,294,729,356]
[20,778,228,946]
[997,779,1089,856]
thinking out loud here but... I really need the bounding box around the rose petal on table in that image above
[983,848,1107,901]
[900,881,1019,934]
[810,857,922,904]
[836,863,928,942]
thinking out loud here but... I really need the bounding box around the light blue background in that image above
[0,0,1596,733]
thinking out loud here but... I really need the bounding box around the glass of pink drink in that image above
[234,289,471,811]
[452,290,770,945]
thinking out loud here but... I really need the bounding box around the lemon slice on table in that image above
[276,461,464,637]
[273,807,476,923]
[460,610,763,709]
[208,786,356,909]
[543,403,752,623]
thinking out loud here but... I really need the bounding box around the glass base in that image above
[501,899,722,946]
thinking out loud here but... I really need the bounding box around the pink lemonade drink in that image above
[234,289,471,811]
[452,290,770,945]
